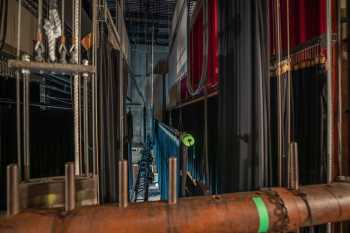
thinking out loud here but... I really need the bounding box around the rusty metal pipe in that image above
[22,54,31,181]
[168,157,177,205]
[118,160,128,208]
[288,142,299,190]
[8,60,95,75]
[2,183,350,233]
[65,162,76,211]
[6,164,19,216]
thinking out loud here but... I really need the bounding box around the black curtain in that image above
[270,65,327,189]
[0,102,17,211]
[217,0,270,193]
[292,65,327,185]
[0,77,74,211]
[30,109,74,178]
[97,24,128,204]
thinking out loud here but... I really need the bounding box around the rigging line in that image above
[276,0,283,187]
[0,99,72,110]
[129,73,146,104]
[287,0,291,147]
[326,0,333,232]
[45,95,72,105]
[16,0,22,180]
[0,0,8,52]
[337,0,343,177]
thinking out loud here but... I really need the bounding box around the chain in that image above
[264,190,290,232]
[293,189,313,225]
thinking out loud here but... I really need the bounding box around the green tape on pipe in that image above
[252,197,270,233]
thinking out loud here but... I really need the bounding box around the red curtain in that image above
[189,5,204,92]
[183,0,219,101]
[270,0,326,54]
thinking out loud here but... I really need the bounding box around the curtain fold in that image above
[217,0,270,193]
[154,122,181,200]
[97,25,122,204]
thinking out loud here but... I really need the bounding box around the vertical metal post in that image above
[22,54,31,181]
[276,0,283,187]
[286,0,291,155]
[83,60,89,176]
[143,106,147,142]
[337,0,343,177]
[181,146,188,197]
[203,0,209,188]
[326,0,334,187]
[73,75,81,176]
[118,160,128,208]
[7,164,19,216]
[288,142,299,190]
[168,157,177,205]
[294,143,299,191]
[151,25,154,110]
[337,1,343,232]
[16,0,22,180]
[119,0,125,161]
[326,0,333,232]
[91,0,98,176]
[65,162,76,211]
[91,0,99,203]
[72,0,82,175]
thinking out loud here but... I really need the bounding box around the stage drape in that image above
[183,0,219,101]
[216,0,271,193]
[0,79,74,211]
[154,122,181,200]
[97,24,128,204]
[270,0,326,55]
[292,66,327,185]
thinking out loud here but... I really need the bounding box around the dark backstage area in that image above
[1,0,350,232]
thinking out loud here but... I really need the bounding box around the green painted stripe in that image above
[252,197,270,233]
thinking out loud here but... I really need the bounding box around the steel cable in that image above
[0,0,8,52]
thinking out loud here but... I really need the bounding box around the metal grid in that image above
[121,0,177,46]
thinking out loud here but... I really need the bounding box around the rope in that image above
[0,0,8,52]
[58,0,67,64]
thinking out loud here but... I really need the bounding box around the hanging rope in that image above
[0,0,8,52]
[69,0,80,64]
[44,0,62,63]
[58,0,67,64]
[34,0,45,62]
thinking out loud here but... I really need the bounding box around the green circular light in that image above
[181,133,195,147]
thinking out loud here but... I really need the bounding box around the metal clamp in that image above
[21,54,31,74]
[34,39,45,62]
[58,42,67,64]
